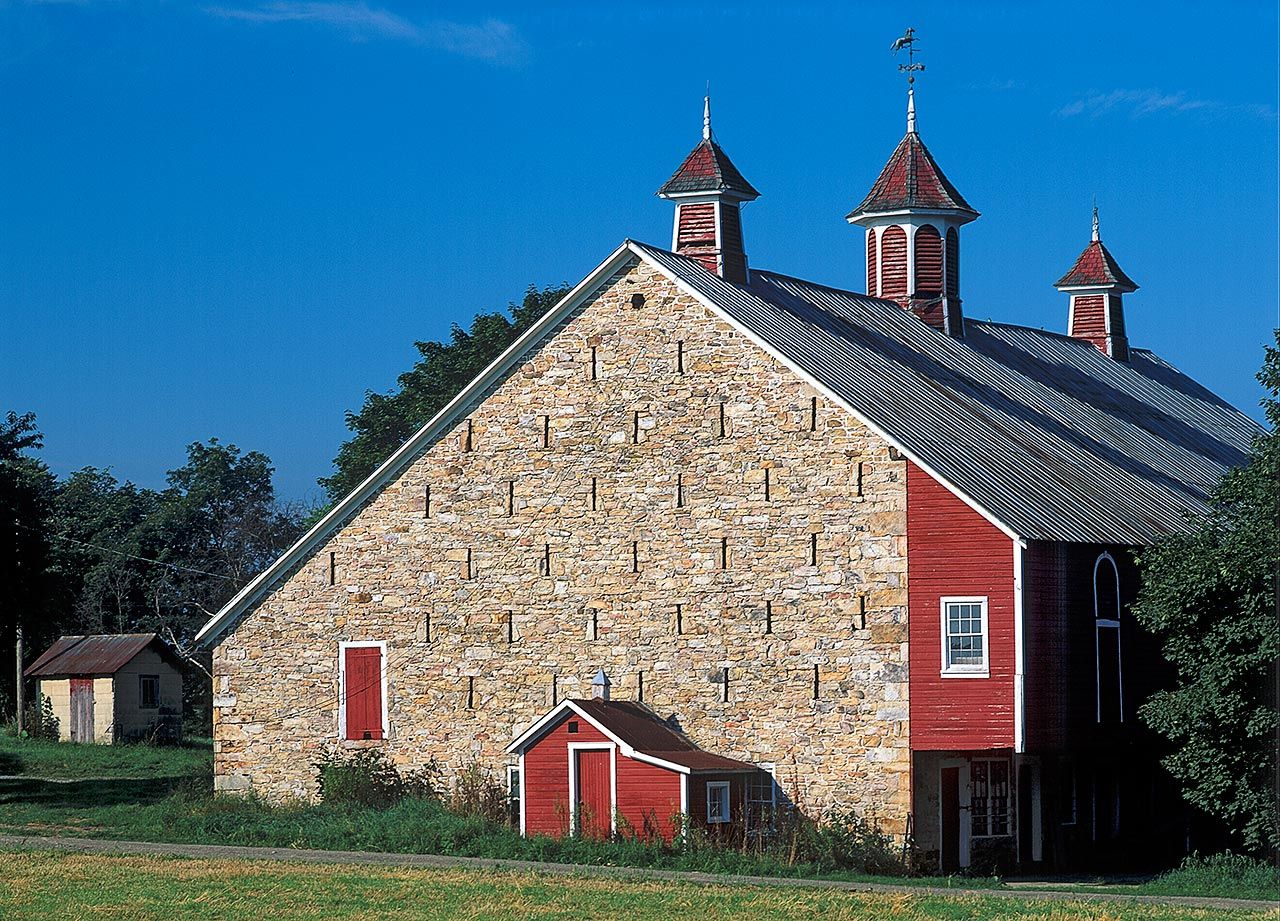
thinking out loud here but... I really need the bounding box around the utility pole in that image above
[14,625,22,737]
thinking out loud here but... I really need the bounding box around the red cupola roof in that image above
[1054,239,1138,291]
[848,130,976,219]
[657,137,759,200]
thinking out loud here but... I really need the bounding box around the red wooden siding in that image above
[880,225,908,304]
[914,225,943,297]
[687,773,746,834]
[866,228,878,295]
[343,646,382,741]
[907,462,1015,748]
[522,712,683,841]
[1069,295,1107,351]
[676,203,718,274]
[945,227,959,299]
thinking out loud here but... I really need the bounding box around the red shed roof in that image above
[1054,239,1138,291]
[849,130,976,219]
[508,698,757,774]
[657,139,759,200]
[24,633,181,678]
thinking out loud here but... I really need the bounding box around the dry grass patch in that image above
[0,852,1271,921]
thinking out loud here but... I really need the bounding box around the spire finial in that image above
[1092,198,1100,242]
[892,27,924,134]
[702,88,711,141]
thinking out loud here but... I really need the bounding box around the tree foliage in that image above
[320,283,569,504]
[1133,331,1280,855]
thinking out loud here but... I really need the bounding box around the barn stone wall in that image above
[213,257,911,832]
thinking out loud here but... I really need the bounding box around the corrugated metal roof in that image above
[633,241,1259,544]
[570,699,757,773]
[24,633,178,678]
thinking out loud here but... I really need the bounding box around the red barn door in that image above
[574,749,612,838]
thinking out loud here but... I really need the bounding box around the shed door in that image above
[574,749,611,839]
[70,678,94,743]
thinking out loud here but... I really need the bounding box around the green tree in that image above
[0,412,59,715]
[320,283,569,504]
[1133,332,1280,855]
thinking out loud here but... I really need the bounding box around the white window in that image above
[1093,553,1124,723]
[507,765,521,828]
[940,597,989,677]
[970,758,1011,837]
[706,781,730,824]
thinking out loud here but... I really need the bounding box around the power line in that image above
[14,521,236,582]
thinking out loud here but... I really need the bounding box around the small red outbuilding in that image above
[507,691,760,843]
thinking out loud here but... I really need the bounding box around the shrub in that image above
[448,760,509,825]
[1151,852,1280,901]
[315,748,439,809]
[789,808,907,876]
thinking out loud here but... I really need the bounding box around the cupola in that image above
[657,96,759,284]
[1054,207,1138,361]
[847,87,978,338]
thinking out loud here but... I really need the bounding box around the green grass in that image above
[0,851,1267,921]
[0,734,211,780]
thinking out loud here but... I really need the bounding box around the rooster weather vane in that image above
[891,27,924,85]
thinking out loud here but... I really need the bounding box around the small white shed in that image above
[24,634,185,744]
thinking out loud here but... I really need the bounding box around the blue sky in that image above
[2,1,1276,502]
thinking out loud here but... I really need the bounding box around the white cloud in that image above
[1057,88,1274,120]
[203,2,528,63]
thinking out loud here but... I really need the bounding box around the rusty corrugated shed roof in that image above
[24,633,179,678]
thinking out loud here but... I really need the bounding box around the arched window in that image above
[914,225,943,297]
[1093,553,1123,723]
[880,225,908,303]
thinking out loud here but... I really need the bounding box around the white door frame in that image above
[567,742,617,837]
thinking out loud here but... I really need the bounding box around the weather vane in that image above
[891,27,924,85]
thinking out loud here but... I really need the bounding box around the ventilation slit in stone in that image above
[590,346,598,381]
[677,340,685,374]
[631,293,646,309]
[764,467,771,502]
[424,611,431,643]
[467,676,475,710]
[551,674,558,705]
[809,397,818,432]
[424,484,431,518]
[631,540,639,573]
[463,419,473,452]
[632,410,640,445]
[765,600,773,635]
[506,480,515,517]
[718,401,727,438]
[720,537,729,570]
[328,552,336,586]
[856,461,864,497]
[637,670,644,702]
[541,542,551,576]
[809,533,818,566]
[507,611,514,644]
[676,473,684,508]
[675,604,683,635]
[541,414,550,448]
[464,548,473,580]
[858,594,867,630]
[722,666,730,703]
[591,609,599,641]
[590,477,598,511]
[812,664,820,700]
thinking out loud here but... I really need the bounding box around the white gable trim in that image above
[504,698,693,775]
[197,239,1019,646]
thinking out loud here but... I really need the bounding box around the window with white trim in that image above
[1093,553,1123,723]
[706,781,730,824]
[970,758,1011,837]
[506,765,521,828]
[941,597,989,677]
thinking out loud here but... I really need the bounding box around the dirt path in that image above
[0,833,1273,912]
